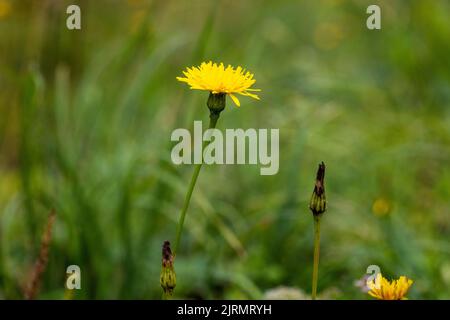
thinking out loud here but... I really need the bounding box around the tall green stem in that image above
[312,214,321,300]
[173,112,220,255]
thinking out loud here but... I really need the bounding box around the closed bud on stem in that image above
[309,162,326,216]
[207,92,226,119]
[160,240,176,297]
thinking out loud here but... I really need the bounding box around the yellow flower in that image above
[367,273,413,300]
[176,61,261,107]
[372,198,391,217]
[0,0,12,19]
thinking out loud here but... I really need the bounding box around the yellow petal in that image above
[229,93,240,107]
[240,91,260,100]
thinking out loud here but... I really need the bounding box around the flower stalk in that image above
[173,93,226,255]
[311,214,321,300]
[170,61,260,298]
[309,162,326,300]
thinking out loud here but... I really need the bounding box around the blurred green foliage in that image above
[0,0,449,299]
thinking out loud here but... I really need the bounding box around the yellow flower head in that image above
[176,61,261,107]
[0,0,12,19]
[367,273,413,300]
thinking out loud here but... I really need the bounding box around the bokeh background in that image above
[1,0,450,299]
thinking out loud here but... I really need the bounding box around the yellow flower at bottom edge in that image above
[176,61,261,107]
[367,273,413,300]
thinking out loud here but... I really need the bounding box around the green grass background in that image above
[0,0,449,299]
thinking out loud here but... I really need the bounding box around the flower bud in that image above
[309,162,327,216]
[160,240,176,297]
[207,92,226,116]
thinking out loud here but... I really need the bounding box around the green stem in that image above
[312,214,321,300]
[173,112,220,255]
